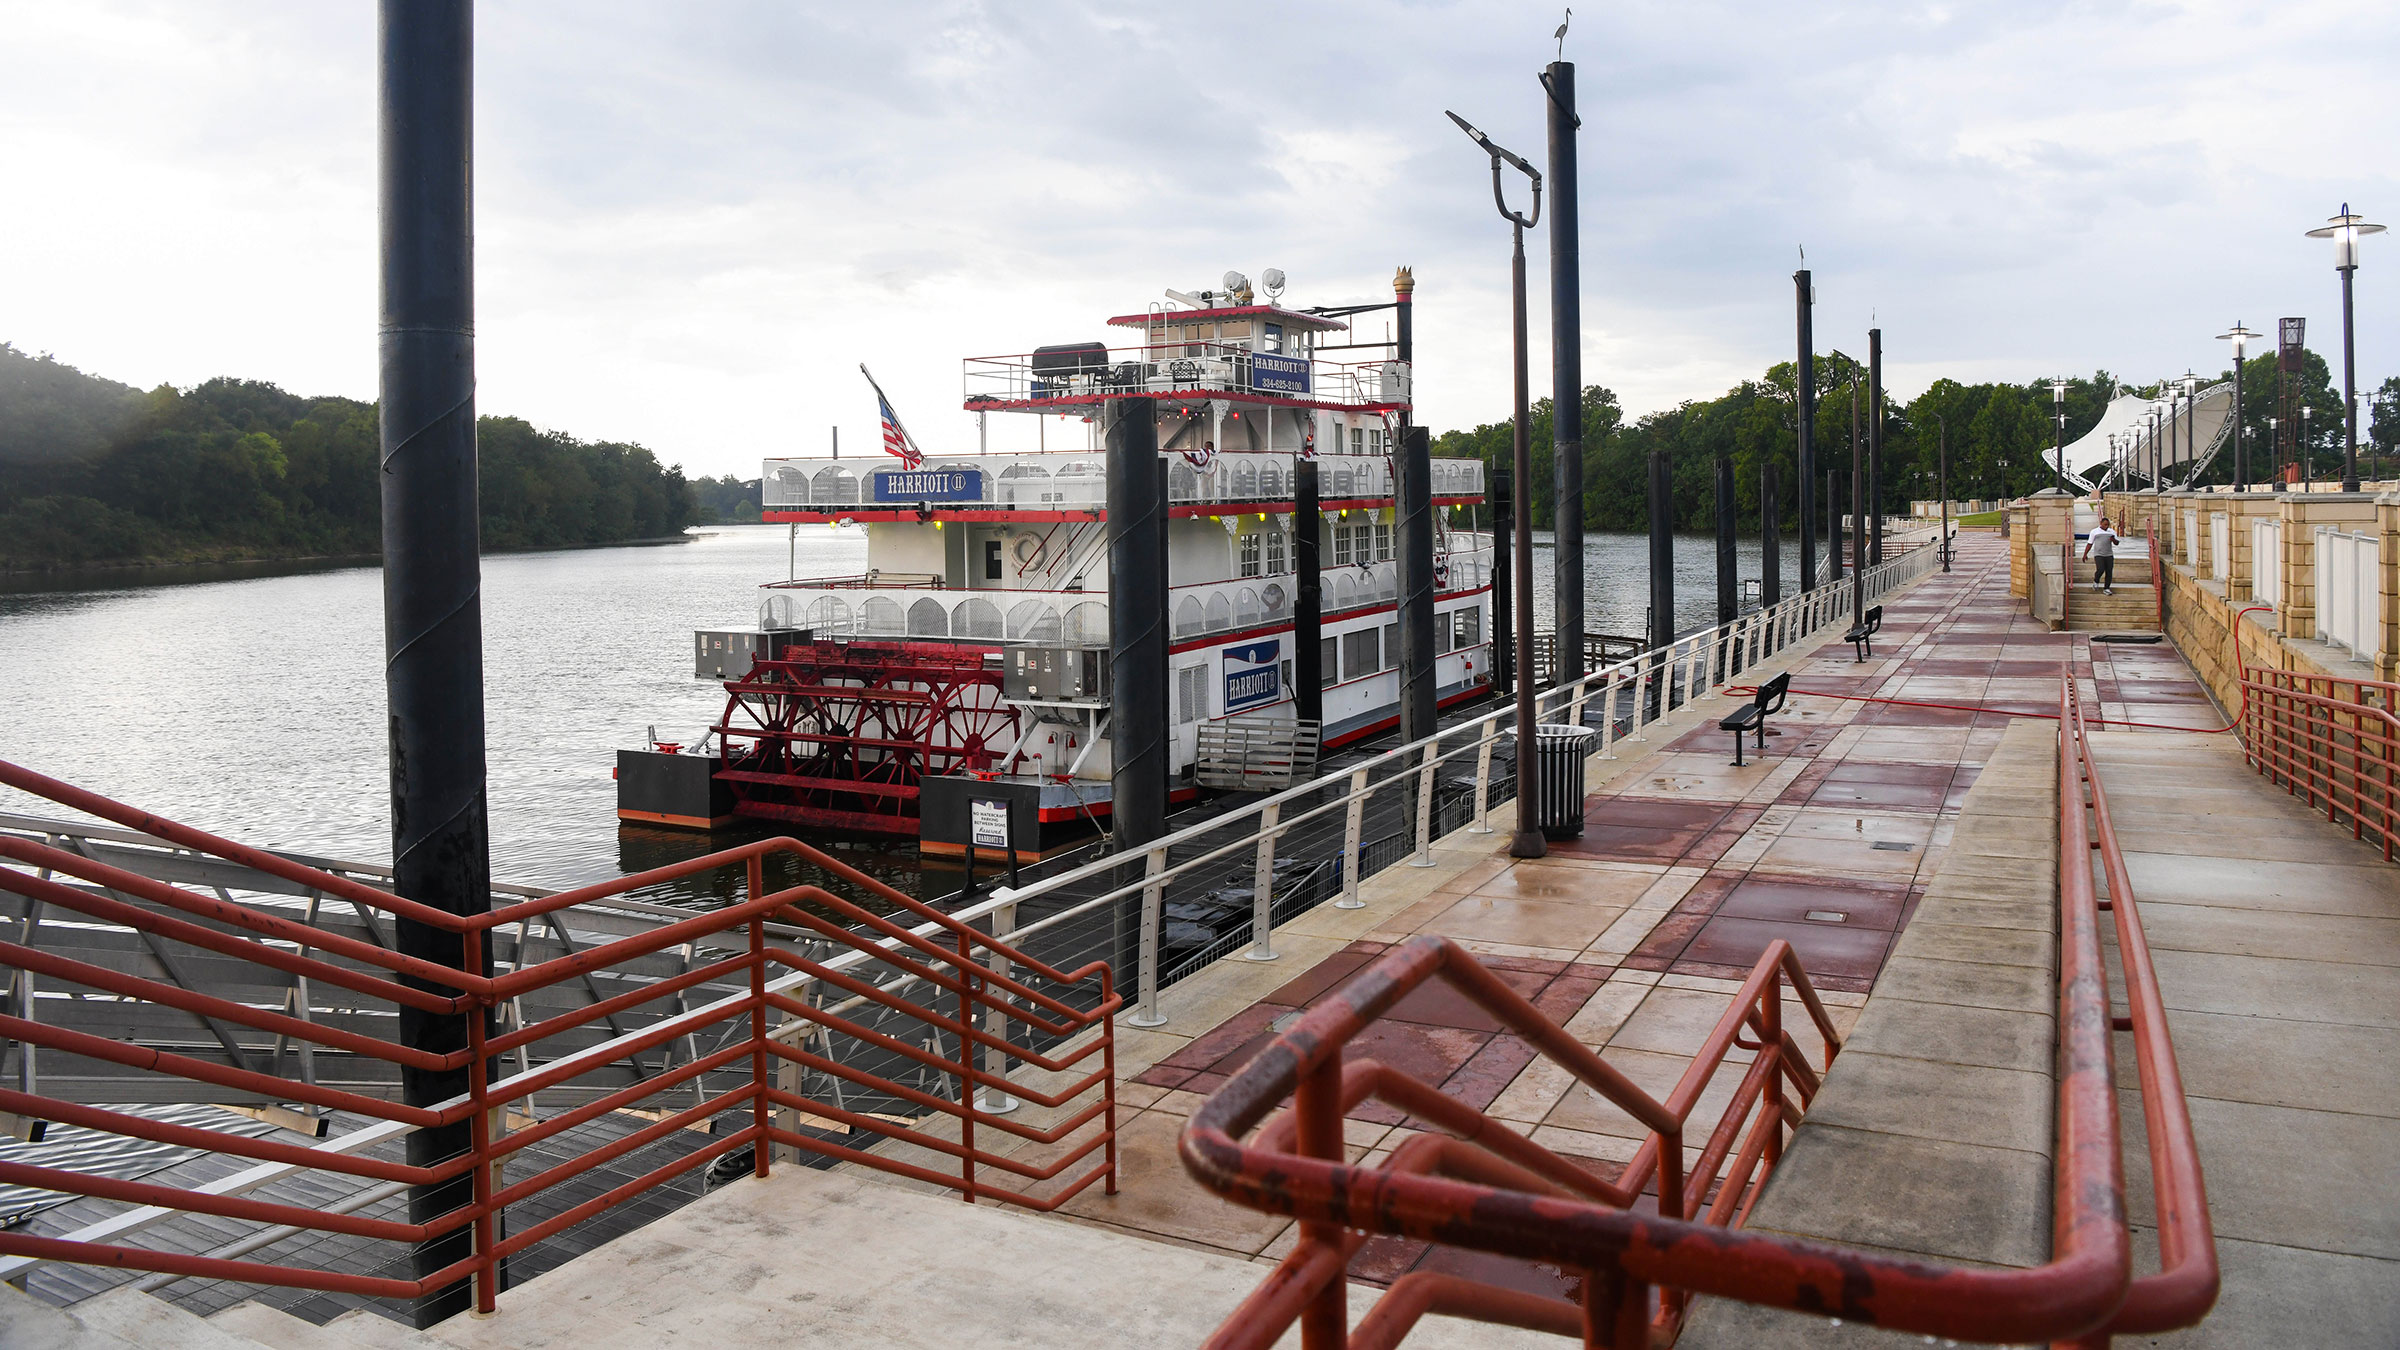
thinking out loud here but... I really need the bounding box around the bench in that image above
[1718,671,1790,767]
[1845,604,1883,662]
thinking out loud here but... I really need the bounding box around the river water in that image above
[0,524,1820,899]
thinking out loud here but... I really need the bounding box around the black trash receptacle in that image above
[1535,723,1596,839]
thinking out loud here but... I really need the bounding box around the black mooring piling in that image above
[1294,455,1323,725]
[1545,61,1584,687]
[1715,450,1737,629]
[1761,461,1781,610]
[1869,328,1885,567]
[1397,425,1437,746]
[1106,397,1168,854]
[1795,270,1817,592]
[379,0,493,1325]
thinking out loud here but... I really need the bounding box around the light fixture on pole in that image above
[1446,107,1546,860]
[2219,322,2261,491]
[2301,404,2315,490]
[2305,204,2385,492]
[2181,371,2200,493]
[2267,417,2280,487]
[2049,379,2070,494]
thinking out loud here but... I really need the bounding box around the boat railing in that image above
[962,339,1408,412]
[759,451,1483,512]
[754,555,1494,646]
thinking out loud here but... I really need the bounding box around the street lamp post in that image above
[2302,405,2315,490]
[1935,413,1950,572]
[1446,109,1546,861]
[2181,371,2200,492]
[2267,417,2280,486]
[2219,322,2261,491]
[2049,379,2070,494]
[2305,204,2386,493]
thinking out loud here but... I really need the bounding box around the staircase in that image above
[6,1171,1536,1350]
[2068,556,2160,631]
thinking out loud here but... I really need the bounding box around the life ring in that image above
[1012,534,1044,567]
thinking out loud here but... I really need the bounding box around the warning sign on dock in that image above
[970,799,1010,850]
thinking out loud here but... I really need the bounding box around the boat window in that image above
[1343,628,1380,681]
[984,538,1003,580]
[1321,637,1339,688]
[1240,532,1263,578]
[1263,322,1283,354]
[1381,623,1399,670]
[1266,529,1288,575]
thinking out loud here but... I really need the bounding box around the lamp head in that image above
[2218,321,2261,356]
[2305,202,2387,270]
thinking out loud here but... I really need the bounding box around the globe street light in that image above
[2219,322,2261,491]
[2267,416,2280,486]
[2305,204,2386,492]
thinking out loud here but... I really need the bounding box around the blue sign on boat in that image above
[1222,638,1283,714]
[871,468,985,503]
[1251,353,1310,396]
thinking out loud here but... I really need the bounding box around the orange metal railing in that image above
[1179,673,2217,1347]
[2238,665,2400,859]
[0,757,1116,1315]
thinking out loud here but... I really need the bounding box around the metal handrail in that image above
[2066,669,2220,1334]
[2237,668,2400,858]
[1171,671,2218,1347]
[1180,936,1842,1348]
[0,782,1119,1310]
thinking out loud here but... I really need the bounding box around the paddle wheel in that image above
[714,640,1020,836]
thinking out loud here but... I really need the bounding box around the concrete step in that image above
[324,1309,452,1350]
[210,1303,368,1350]
[405,1167,1542,1350]
[6,1286,279,1350]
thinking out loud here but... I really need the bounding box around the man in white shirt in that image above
[2083,520,2120,594]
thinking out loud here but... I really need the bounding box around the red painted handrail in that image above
[1178,673,2219,1347]
[0,757,1119,1314]
[2238,666,2400,859]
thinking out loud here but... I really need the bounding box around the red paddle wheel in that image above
[714,640,1020,836]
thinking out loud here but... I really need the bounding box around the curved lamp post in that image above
[2305,204,2386,493]
[2219,322,2261,491]
[1446,108,1547,860]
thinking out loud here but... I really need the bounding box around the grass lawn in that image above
[1954,510,2003,527]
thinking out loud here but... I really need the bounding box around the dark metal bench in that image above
[1846,604,1883,662]
[1718,671,1790,767]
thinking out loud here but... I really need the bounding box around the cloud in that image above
[1,0,2392,479]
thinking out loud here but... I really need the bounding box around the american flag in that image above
[860,364,924,468]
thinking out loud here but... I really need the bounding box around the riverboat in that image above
[623,269,1494,846]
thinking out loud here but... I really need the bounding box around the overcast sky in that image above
[4,1,2394,479]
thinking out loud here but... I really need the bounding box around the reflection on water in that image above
[0,523,1819,907]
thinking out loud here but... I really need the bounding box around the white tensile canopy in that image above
[2061,384,2235,489]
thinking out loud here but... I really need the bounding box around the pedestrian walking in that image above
[2084,518,2120,594]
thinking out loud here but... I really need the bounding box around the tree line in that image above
[1433,348,2394,533]
[0,343,702,570]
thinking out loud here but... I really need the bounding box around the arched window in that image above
[1064,601,1110,645]
[1262,583,1289,620]
[998,464,1054,506]
[771,465,811,506]
[907,598,950,637]
[953,598,1003,640]
[1174,596,1205,638]
[1235,587,1262,628]
[1232,461,1260,499]
[1170,462,1199,502]
[804,595,853,635]
[861,596,905,634]
[1006,600,1062,642]
[813,466,860,504]
[1259,462,1285,498]
[1205,592,1233,631]
[1331,465,1356,497]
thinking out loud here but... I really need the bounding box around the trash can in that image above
[1534,723,1596,840]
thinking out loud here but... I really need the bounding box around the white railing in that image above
[2254,518,2283,608]
[962,340,1407,411]
[759,452,1483,512]
[937,536,1945,1028]
[754,549,1495,645]
[2209,512,2229,584]
[2314,526,2381,662]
